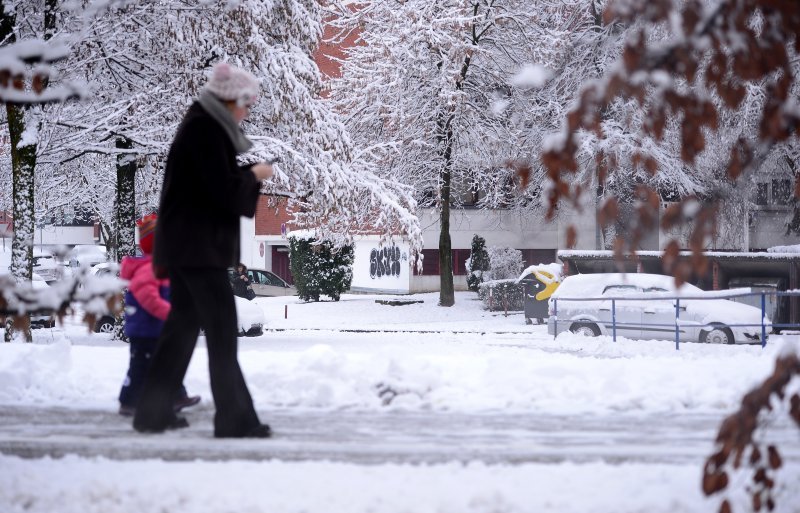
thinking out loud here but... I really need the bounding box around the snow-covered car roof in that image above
[551,273,698,299]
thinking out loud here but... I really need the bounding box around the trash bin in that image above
[520,268,560,325]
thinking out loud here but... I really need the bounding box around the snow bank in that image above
[0,327,793,415]
[1,454,766,513]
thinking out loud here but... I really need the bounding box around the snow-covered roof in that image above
[558,249,800,260]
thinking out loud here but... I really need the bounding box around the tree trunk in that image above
[438,164,454,306]
[6,103,36,343]
[113,137,137,262]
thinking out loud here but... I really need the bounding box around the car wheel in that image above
[95,317,115,334]
[701,324,735,345]
[525,317,533,325]
[570,322,600,337]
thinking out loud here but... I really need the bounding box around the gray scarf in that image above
[198,89,253,153]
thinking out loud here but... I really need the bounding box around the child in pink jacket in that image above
[118,215,200,416]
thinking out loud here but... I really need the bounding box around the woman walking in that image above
[133,62,274,438]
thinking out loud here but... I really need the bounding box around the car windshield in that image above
[602,285,638,296]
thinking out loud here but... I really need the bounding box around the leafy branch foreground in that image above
[703,349,800,512]
[0,269,124,337]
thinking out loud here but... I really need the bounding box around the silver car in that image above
[547,273,769,344]
[243,268,297,297]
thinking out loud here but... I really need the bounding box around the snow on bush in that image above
[477,279,524,312]
[485,246,523,281]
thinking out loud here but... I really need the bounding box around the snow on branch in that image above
[535,0,800,279]
[0,267,124,332]
[0,38,86,105]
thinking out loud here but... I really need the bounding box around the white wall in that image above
[239,216,256,268]
[418,205,597,250]
[33,226,95,245]
[350,238,411,294]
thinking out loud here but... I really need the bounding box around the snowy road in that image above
[2,405,798,465]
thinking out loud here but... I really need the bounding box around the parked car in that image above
[547,273,769,344]
[33,249,63,283]
[234,295,265,336]
[228,267,296,297]
[86,263,120,333]
[91,263,265,337]
[30,273,56,329]
[68,244,108,269]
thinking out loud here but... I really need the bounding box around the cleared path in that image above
[2,405,798,465]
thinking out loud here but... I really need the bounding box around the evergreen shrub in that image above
[466,235,490,292]
[288,234,354,302]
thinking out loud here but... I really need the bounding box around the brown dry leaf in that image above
[32,74,45,94]
[767,446,782,469]
[12,314,30,332]
[565,225,577,249]
[598,197,619,228]
[644,156,658,176]
[83,313,97,334]
[753,493,762,512]
[682,1,701,37]
[662,240,680,272]
[12,74,24,90]
[750,445,762,465]
[0,69,9,87]
[790,393,800,427]
[719,499,732,513]
[660,204,682,230]
[513,162,532,190]
[702,470,729,495]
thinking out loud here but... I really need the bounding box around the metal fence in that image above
[551,290,800,350]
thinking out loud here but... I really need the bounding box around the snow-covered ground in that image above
[1,291,799,513]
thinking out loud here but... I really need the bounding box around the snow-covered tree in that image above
[32,0,421,261]
[540,0,800,279]
[485,245,523,281]
[328,0,554,306]
[535,2,799,510]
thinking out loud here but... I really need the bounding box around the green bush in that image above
[477,279,525,311]
[288,235,354,302]
[466,235,490,292]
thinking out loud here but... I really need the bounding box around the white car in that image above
[68,244,109,269]
[547,273,769,344]
[89,263,265,337]
[33,249,63,283]
[233,295,265,336]
[30,273,56,328]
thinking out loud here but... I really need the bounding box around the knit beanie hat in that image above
[136,214,157,255]
[204,62,259,106]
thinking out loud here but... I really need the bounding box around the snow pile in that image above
[0,455,756,513]
[0,326,792,415]
[768,244,800,253]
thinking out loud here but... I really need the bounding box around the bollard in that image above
[674,299,680,350]
[284,304,288,319]
[761,292,766,348]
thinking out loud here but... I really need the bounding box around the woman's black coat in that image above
[153,102,260,271]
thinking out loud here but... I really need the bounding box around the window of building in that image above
[419,249,439,275]
[755,183,769,206]
[772,179,793,205]
[417,249,472,276]
[451,249,470,275]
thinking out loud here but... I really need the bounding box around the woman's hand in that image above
[251,162,274,181]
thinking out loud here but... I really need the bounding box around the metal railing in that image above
[551,290,800,350]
